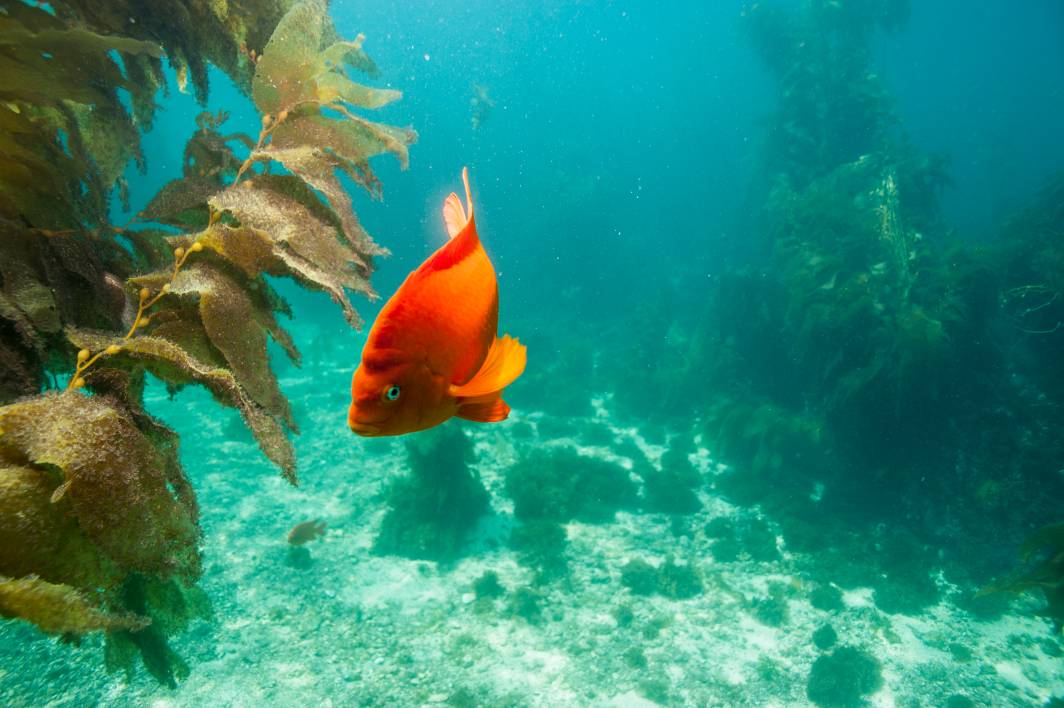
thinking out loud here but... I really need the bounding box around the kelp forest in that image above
[587,0,1064,629]
[0,0,1062,701]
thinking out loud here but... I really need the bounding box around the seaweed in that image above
[813,624,838,651]
[373,425,490,563]
[986,522,1064,633]
[640,440,702,515]
[806,646,883,707]
[505,447,637,524]
[653,0,1064,608]
[509,520,569,584]
[619,557,702,599]
[751,581,791,628]
[0,0,414,685]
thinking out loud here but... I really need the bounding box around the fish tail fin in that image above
[442,166,474,239]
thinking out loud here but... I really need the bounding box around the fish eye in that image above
[382,384,401,402]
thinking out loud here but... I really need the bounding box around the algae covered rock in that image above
[505,447,636,523]
[373,425,490,562]
[806,646,883,707]
[510,520,569,584]
[620,557,703,599]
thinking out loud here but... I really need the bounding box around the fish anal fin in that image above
[457,396,510,423]
[449,334,526,399]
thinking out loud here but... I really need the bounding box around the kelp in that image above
[987,523,1064,633]
[104,574,213,688]
[0,0,413,686]
[741,0,909,188]
[0,392,204,681]
[0,575,146,635]
[0,393,200,582]
[628,0,1064,606]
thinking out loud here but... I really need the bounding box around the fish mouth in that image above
[348,420,381,437]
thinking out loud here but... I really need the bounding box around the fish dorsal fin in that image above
[443,194,466,238]
[442,166,474,239]
[449,334,526,399]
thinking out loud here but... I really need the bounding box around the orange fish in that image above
[348,168,526,437]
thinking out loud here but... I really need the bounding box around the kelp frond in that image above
[0,0,413,686]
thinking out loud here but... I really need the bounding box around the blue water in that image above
[3,0,1064,705]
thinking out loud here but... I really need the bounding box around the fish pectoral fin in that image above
[456,396,510,423]
[448,334,527,399]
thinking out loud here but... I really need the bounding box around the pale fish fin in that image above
[456,396,510,423]
[449,334,526,399]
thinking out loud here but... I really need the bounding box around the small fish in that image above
[348,168,526,437]
[470,84,494,130]
[287,519,326,546]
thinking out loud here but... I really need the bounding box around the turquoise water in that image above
[3,0,1064,705]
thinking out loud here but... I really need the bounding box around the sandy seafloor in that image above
[2,335,1064,707]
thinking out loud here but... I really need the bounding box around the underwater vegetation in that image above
[590,0,1064,634]
[987,522,1064,633]
[0,0,413,685]
[373,425,490,562]
[505,447,636,524]
[806,645,883,708]
[619,557,702,600]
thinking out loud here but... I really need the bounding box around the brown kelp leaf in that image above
[0,392,200,580]
[0,18,163,60]
[257,142,386,256]
[0,257,61,336]
[0,290,45,355]
[140,177,220,229]
[0,337,41,402]
[270,109,415,176]
[123,52,165,129]
[67,329,297,484]
[167,262,296,430]
[0,575,147,635]
[0,4,162,226]
[0,464,122,591]
[210,175,372,327]
[197,224,278,279]
[183,117,252,180]
[252,0,399,116]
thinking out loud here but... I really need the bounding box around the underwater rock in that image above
[810,584,845,613]
[806,646,883,707]
[620,558,702,600]
[505,587,543,625]
[373,425,490,563]
[813,624,838,651]
[505,447,636,524]
[473,571,505,600]
[639,441,703,516]
[751,582,791,628]
[620,559,658,597]
[509,520,569,584]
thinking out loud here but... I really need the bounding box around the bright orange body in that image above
[348,168,526,437]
